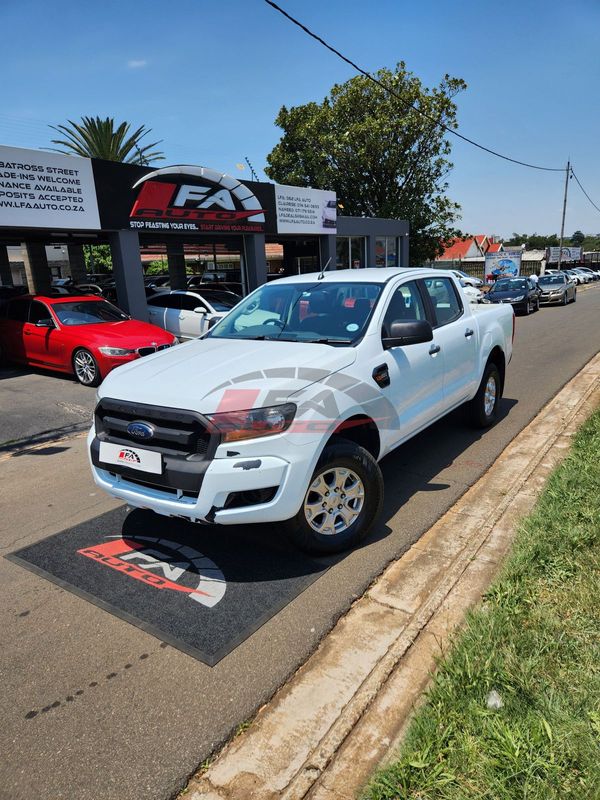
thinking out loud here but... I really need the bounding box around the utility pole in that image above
[557,160,571,273]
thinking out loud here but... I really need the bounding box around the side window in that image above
[148,294,180,309]
[6,299,30,321]
[423,277,463,327]
[382,281,426,337]
[179,295,204,311]
[29,301,53,324]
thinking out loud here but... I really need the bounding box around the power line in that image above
[263,0,565,173]
[570,168,600,215]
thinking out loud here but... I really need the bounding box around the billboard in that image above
[547,246,581,263]
[0,144,100,230]
[274,184,337,234]
[485,249,522,279]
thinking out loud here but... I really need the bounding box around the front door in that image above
[376,279,445,453]
[25,301,64,367]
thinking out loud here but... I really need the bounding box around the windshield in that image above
[492,279,527,292]
[53,300,129,326]
[207,281,383,345]
[539,275,565,285]
[198,291,241,311]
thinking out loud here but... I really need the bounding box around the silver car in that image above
[538,274,577,305]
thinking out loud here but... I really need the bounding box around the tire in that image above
[535,297,540,312]
[572,291,577,303]
[468,362,501,428]
[72,348,101,387]
[523,300,530,316]
[283,440,384,554]
[562,292,568,306]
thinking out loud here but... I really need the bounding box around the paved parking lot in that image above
[1,285,599,800]
[0,365,95,449]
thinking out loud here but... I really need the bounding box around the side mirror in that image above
[382,319,433,349]
[35,319,55,328]
[194,306,207,314]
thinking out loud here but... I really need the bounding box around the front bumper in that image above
[539,293,565,304]
[88,427,315,526]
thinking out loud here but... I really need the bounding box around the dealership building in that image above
[0,144,409,319]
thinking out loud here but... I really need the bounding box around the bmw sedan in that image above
[0,294,176,386]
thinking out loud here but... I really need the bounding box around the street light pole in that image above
[557,160,570,273]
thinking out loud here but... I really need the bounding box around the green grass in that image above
[364,409,600,800]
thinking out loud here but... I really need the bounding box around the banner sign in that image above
[485,249,522,278]
[547,246,581,263]
[275,184,337,234]
[0,144,100,230]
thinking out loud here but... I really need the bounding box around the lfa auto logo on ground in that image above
[78,536,226,608]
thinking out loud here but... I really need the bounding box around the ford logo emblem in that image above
[127,421,155,440]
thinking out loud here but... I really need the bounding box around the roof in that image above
[437,237,481,260]
[487,242,502,253]
[24,294,102,303]
[271,268,435,285]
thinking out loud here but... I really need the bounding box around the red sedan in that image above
[0,294,176,387]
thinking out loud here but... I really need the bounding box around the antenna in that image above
[317,257,332,281]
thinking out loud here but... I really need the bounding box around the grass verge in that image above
[365,408,600,800]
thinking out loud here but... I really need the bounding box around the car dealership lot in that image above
[0,284,599,800]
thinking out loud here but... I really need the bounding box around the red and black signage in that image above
[92,159,277,235]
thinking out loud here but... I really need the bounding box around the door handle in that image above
[464,328,474,338]
[429,344,441,355]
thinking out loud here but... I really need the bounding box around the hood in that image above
[487,289,527,301]
[98,336,357,413]
[63,319,174,347]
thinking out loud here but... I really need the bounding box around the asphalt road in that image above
[1,285,599,800]
[0,364,95,449]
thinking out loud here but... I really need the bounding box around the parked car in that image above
[102,283,165,305]
[75,283,104,295]
[144,274,171,289]
[577,267,599,282]
[570,268,592,284]
[0,285,28,305]
[0,294,176,387]
[481,276,540,314]
[89,268,514,554]
[537,274,577,305]
[459,280,483,303]
[147,289,239,339]
[450,269,483,288]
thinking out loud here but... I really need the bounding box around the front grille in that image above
[95,398,214,456]
[137,343,171,357]
[108,472,198,499]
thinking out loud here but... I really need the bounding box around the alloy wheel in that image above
[304,467,365,536]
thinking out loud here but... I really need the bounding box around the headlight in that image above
[98,346,136,356]
[481,297,491,303]
[512,295,525,301]
[171,336,178,345]
[207,403,296,443]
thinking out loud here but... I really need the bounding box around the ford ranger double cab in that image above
[89,268,514,553]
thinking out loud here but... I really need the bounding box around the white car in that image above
[89,269,513,554]
[451,269,483,288]
[147,289,239,340]
[322,199,337,228]
[459,281,483,303]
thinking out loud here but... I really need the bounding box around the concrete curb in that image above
[185,352,600,800]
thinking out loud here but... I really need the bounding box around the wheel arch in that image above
[321,414,381,461]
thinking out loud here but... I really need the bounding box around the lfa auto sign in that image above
[129,166,267,234]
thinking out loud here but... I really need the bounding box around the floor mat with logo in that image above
[6,507,329,666]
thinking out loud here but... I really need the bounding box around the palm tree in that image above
[49,116,164,164]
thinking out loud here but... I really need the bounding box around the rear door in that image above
[421,276,479,408]
[147,294,182,335]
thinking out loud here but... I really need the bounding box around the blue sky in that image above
[1,0,599,239]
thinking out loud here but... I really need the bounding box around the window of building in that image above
[337,237,366,269]
[375,237,399,267]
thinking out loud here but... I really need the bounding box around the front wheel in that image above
[284,440,383,554]
[468,362,501,428]
[72,348,101,387]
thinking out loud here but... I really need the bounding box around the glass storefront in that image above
[336,236,366,269]
[375,236,399,267]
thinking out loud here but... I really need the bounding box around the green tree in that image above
[571,230,585,246]
[504,233,559,249]
[49,116,164,164]
[84,244,112,273]
[265,63,466,264]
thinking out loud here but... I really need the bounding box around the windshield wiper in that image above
[305,337,350,345]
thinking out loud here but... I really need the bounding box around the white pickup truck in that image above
[89,268,514,553]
